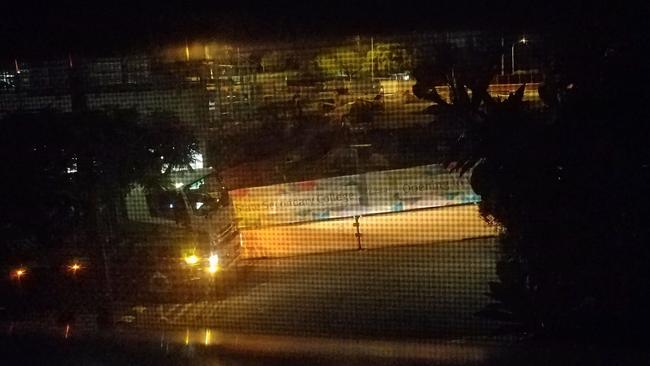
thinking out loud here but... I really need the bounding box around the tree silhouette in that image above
[0,108,197,260]
[413,32,650,343]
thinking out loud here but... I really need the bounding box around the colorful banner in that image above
[230,164,480,228]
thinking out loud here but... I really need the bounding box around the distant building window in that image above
[125,58,151,85]
[89,59,122,86]
[0,71,15,89]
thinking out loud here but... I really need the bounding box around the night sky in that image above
[0,1,640,60]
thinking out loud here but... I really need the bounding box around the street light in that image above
[11,268,27,289]
[511,36,528,74]
[12,268,26,281]
[68,262,82,275]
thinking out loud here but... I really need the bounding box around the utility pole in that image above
[511,36,527,74]
[237,47,241,120]
[350,143,371,207]
[370,37,374,84]
[353,215,362,250]
[511,43,516,74]
[500,37,505,76]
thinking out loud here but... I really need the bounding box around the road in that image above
[6,205,502,345]
[119,237,501,340]
[115,213,502,341]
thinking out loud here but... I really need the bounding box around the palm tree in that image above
[414,32,650,343]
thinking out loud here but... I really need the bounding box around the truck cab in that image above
[124,168,242,300]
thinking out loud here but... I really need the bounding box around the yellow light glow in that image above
[12,268,26,280]
[68,263,82,274]
[204,329,211,345]
[184,255,199,265]
[184,328,190,345]
[207,265,218,274]
[208,254,218,267]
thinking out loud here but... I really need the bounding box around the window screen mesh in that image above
[1,31,549,353]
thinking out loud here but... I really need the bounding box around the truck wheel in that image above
[214,271,239,300]
[148,271,171,303]
[211,275,226,299]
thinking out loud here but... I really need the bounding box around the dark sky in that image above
[0,1,641,60]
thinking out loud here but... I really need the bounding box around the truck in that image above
[122,167,243,301]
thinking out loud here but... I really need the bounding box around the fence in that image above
[230,164,480,228]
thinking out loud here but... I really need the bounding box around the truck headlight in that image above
[207,265,219,274]
[184,254,199,265]
[208,254,219,267]
[207,254,219,274]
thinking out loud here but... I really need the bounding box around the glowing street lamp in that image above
[68,262,82,275]
[11,268,27,284]
[13,268,26,280]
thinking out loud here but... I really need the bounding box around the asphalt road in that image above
[117,235,502,341]
[4,209,648,366]
[3,205,502,346]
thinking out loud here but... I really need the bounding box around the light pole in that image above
[350,143,371,207]
[370,36,374,83]
[511,36,528,74]
[501,37,505,76]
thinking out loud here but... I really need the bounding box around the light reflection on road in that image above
[138,327,492,363]
[241,204,497,258]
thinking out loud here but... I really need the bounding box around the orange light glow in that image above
[204,329,211,345]
[68,263,82,274]
[207,265,218,274]
[11,268,26,280]
[184,255,199,265]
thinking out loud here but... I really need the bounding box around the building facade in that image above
[0,52,260,168]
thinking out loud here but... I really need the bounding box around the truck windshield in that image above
[185,175,230,215]
[145,191,186,221]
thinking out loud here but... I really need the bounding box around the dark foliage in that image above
[0,109,198,258]
[414,32,650,343]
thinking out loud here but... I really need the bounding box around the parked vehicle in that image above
[122,168,242,301]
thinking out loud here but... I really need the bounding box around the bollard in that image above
[353,215,363,250]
